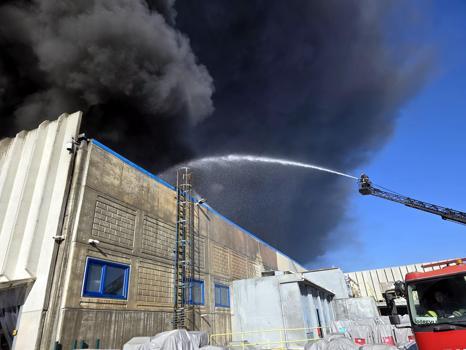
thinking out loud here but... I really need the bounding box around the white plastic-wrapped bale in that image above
[123,330,197,350]
[359,345,397,350]
[346,324,374,345]
[305,337,358,350]
[123,337,152,350]
[373,325,395,346]
[188,332,208,348]
[393,327,415,345]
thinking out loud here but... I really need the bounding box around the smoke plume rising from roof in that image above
[0,0,432,264]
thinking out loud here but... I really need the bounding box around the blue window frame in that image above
[83,257,130,299]
[214,284,230,308]
[188,279,204,305]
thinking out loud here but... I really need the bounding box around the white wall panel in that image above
[0,112,81,349]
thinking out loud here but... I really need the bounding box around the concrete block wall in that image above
[44,140,305,349]
[92,196,137,248]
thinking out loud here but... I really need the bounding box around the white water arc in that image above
[186,154,357,180]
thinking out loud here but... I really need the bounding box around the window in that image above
[83,258,130,299]
[215,284,230,308]
[188,279,204,305]
[408,273,466,326]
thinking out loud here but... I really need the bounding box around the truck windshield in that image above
[408,273,466,326]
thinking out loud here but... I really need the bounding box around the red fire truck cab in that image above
[404,259,466,349]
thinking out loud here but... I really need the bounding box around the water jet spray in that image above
[186,154,357,180]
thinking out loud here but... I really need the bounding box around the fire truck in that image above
[359,175,466,349]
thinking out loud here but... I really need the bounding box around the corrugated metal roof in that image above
[0,111,81,286]
[346,260,454,302]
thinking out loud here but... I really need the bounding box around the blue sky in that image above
[316,1,466,272]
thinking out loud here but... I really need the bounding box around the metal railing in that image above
[210,326,331,350]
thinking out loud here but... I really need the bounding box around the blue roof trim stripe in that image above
[91,139,302,268]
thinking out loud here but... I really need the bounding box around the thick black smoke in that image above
[172,1,432,264]
[0,0,431,264]
[0,0,213,168]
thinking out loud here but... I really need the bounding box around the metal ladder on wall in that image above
[173,167,195,329]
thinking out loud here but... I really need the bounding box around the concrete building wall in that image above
[0,112,82,349]
[280,282,304,332]
[230,277,284,346]
[40,136,305,349]
[230,274,334,348]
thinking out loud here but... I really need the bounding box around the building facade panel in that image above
[0,112,82,349]
[211,243,231,278]
[136,260,174,306]
[92,195,137,248]
[58,308,172,349]
[248,261,262,278]
[230,252,248,280]
[259,244,278,270]
[194,235,206,272]
[141,215,176,260]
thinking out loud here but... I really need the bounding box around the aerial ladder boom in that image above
[359,174,466,225]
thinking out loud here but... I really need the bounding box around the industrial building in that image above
[0,112,305,349]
